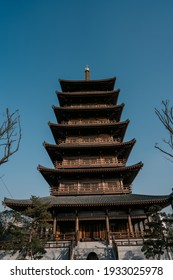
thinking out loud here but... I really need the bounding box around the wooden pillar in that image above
[106,216,110,232]
[77,180,80,194]
[75,216,79,232]
[126,221,129,236]
[106,210,110,244]
[83,224,85,239]
[133,222,137,237]
[53,217,57,237]
[99,223,102,239]
[75,213,79,244]
[128,214,133,237]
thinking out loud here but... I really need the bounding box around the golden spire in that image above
[85,65,90,80]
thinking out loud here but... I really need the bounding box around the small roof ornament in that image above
[85,65,90,80]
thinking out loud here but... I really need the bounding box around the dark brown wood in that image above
[4,73,171,243]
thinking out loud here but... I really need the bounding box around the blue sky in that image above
[0,0,173,212]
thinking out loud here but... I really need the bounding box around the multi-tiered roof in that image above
[4,70,172,210]
[38,74,143,197]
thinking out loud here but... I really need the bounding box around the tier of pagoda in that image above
[4,68,172,244]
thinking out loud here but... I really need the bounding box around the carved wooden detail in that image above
[62,118,116,125]
[58,135,120,145]
[67,104,109,108]
[51,180,131,195]
[55,157,125,168]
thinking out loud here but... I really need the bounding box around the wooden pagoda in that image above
[4,68,172,245]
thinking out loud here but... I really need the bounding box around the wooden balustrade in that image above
[110,231,144,240]
[58,137,119,145]
[62,119,116,125]
[55,232,75,241]
[55,158,125,168]
[68,104,109,108]
[54,182,131,195]
[51,231,143,243]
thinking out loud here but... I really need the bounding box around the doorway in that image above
[80,221,106,240]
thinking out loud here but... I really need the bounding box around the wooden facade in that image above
[4,69,172,245]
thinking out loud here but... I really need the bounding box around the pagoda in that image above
[4,68,172,252]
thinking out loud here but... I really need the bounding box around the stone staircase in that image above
[73,241,115,260]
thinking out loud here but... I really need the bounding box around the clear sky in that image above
[0,0,173,212]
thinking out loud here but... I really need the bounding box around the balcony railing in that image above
[55,158,125,168]
[52,231,144,243]
[61,119,116,125]
[67,104,109,108]
[55,232,75,241]
[58,137,119,145]
[51,182,131,195]
[110,231,144,240]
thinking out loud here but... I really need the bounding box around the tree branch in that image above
[0,109,21,165]
[155,100,173,161]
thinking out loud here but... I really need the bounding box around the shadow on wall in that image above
[123,250,144,260]
[0,251,6,259]
[55,248,70,260]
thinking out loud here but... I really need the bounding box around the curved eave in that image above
[53,104,124,123]
[44,138,136,151]
[38,162,143,174]
[59,77,116,92]
[37,162,143,187]
[44,139,136,164]
[4,194,171,210]
[57,89,120,107]
[49,120,129,143]
[57,89,119,97]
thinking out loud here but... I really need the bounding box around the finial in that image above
[85,65,90,80]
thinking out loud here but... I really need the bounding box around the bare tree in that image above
[155,100,173,161]
[0,109,21,165]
